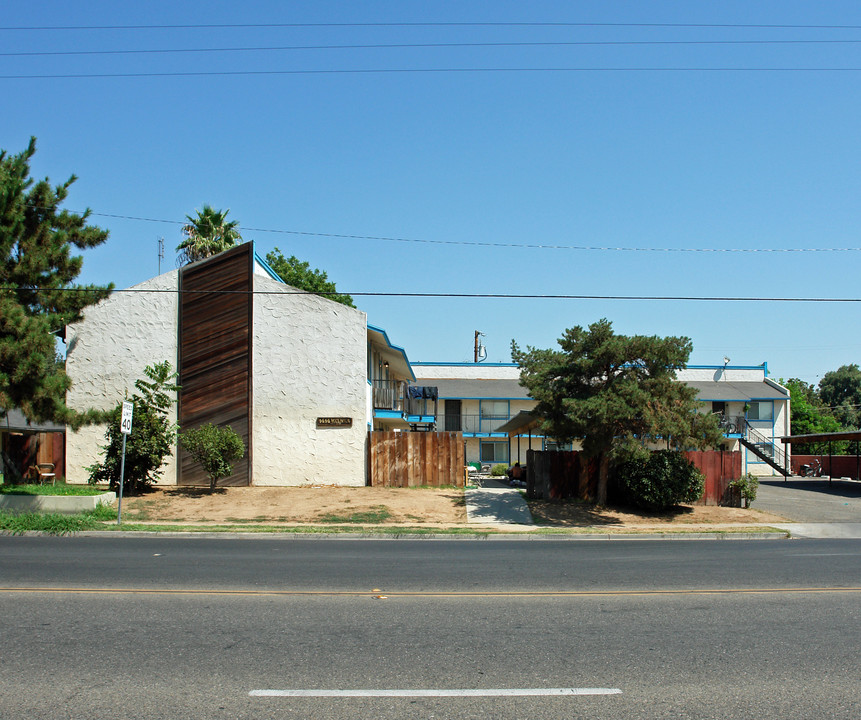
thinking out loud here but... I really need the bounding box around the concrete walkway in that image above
[464,478,534,528]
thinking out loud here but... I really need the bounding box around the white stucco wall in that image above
[65,272,180,484]
[412,363,521,380]
[252,275,368,486]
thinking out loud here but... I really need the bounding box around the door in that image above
[444,399,462,431]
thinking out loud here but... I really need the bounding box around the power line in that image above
[7,38,861,57]
[73,210,861,254]
[5,21,861,30]
[4,286,861,302]
[6,66,861,80]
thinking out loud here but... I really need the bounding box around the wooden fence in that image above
[368,431,464,487]
[685,450,742,505]
[526,449,742,506]
[791,454,861,480]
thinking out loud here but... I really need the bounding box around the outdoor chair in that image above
[35,463,56,485]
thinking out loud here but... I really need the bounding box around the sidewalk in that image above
[465,478,534,529]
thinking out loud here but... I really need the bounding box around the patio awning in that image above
[494,411,541,437]
[1,409,66,433]
[780,430,861,445]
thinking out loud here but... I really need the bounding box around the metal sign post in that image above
[118,401,133,524]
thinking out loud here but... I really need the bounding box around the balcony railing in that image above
[443,414,510,433]
[372,381,438,417]
[372,380,405,412]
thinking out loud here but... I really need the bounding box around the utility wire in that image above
[3,286,860,302]
[6,66,861,79]
[59,209,861,254]
[5,21,861,30]
[6,38,861,57]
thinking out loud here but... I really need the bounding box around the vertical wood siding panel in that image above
[179,245,252,486]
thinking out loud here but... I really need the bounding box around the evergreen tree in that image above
[512,319,722,504]
[265,247,355,307]
[0,137,113,427]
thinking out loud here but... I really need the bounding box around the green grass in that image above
[0,483,108,496]
[316,506,392,524]
[94,522,491,536]
[0,510,102,535]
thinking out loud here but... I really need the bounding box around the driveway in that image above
[756,476,861,538]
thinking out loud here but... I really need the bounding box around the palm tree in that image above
[176,205,242,265]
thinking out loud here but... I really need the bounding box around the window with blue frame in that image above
[747,401,773,421]
[480,441,509,464]
[480,400,509,433]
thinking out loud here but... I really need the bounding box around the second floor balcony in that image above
[442,414,511,434]
[371,381,438,418]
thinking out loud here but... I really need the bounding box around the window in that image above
[747,401,773,421]
[480,442,508,464]
[480,400,509,432]
[544,441,573,452]
[480,400,508,418]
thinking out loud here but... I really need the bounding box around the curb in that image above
[11,528,791,541]
[0,492,116,515]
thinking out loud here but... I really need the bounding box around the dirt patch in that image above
[527,499,786,528]
[121,485,467,526]
[117,485,784,529]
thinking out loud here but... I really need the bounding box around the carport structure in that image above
[780,430,861,484]
[495,411,541,465]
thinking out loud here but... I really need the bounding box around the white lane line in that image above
[250,688,621,697]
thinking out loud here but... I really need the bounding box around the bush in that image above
[490,464,508,477]
[728,473,759,508]
[180,423,245,490]
[616,450,705,511]
[86,362,179,495]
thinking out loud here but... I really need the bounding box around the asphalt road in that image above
[2,536,860,719]
[757,477,861,522]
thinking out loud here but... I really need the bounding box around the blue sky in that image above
[3,1,861,383]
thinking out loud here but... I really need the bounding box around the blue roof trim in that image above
[687,363,768,371]
[440,397,529,401]
[251,244,285,283]
[406,415,436,423]
[367,323,416,382]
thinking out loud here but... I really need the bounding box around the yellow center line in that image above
[1,586,860,597]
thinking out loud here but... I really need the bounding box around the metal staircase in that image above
[739,421,790,477]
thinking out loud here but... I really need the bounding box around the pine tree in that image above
[0,137,113,427]
[512,319,722,504]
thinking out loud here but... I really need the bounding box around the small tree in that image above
[265,248,355,307]
[180,423,245,491]
[87,361,179,495]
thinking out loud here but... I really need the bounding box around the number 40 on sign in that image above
[121,401,134,435]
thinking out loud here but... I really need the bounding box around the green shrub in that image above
[490,464,508,477]
[86,361,179,495]
[616,450,705,511]
[728,473,759,508]
[180,423,245,491]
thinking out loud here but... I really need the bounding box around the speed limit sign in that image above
[121,401,134,435]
